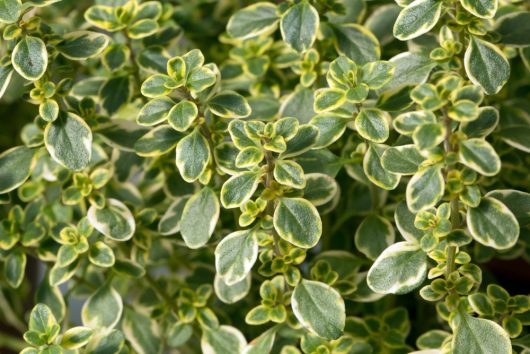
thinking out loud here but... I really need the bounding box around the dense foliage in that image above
[0,0,529,353]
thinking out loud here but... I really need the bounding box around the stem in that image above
[0,290,25,332]
[123,33,146,103]
[144,273,180,319]
[443,111,459,278]
[0,332,27,352]
[264,150,282,257]
[446,198,460,277]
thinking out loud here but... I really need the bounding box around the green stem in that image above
[0,289,25,332]
[0,332,27,352]
[445,199,459,277]
[144,272,180,319]
[264,150,282,257]
[443,111,459,278]
[123,32,146,103]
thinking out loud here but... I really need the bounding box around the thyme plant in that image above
[0,0,529,353]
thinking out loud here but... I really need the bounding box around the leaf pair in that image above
[227,1,320,53]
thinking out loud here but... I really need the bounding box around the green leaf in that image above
[413,123,446,150]
[497,126,530,153]
[274,160,306,189]
[132,1,163,22]
[460,0,497,19]
[49,260,79,287]
[382,52,436,91]
[128,19,158,39]
[167,57,186,80]
[355,108,390,143]
[221,171,262,209]
[448,100,479,122]
[113,259,145,278]
[215,229,258,285]
[309,113,349,149]
[228,120,260,150]
[468,293,495,317]
[44,112,92,171]
[134,124,182,157]
[0,65,13,99]
[452,310,511,354]
[274,197,322,248]
[122,310,161,354]
[363,144,400,190]
[236,147,264,168]
[182,49,205,73]
[208,91,251,118]
[141,74,172,98]
[355,215,395,260]
[487,189,530,226]
[460,106,499,138]
[167,322,193,348]
[331,23,380,65]
[82,282,122,330]
[495,12,530,47]
[5,251,26,288]
[406,165,444,212]
[186,66,217,94]
[57,31,110,60]
[274,117,300,140]
[35,276,65,323]
[367,241,427,294]
[361,61,395,89]
[381,144,425,175]
[180,187,220,249]
[87,199,135,241]
[137,97,174,126]
[395,201,424,242]
[302,173,338,206]
[0,146,36,194]
[100,75,131,115]
[84,5,124,31]
[202,326,247,353]
[103,44,129,72]
[244,329,276,354]
[464,36,510,95]
[467,197,519,250]
[89,241,115,268]
[280,87,316,124]
[56,244,78,267]
[29,303,57,333]
[39,99,59,122]
[168,100,198,132]
[416,330,451,350]
[393,0,443,41]
[0,0,21,23]
[215,142,246,175]
[158,197,188,235]
[314,88,346,113]
[393,110,436,135]
[61,327,94,350]
[458,138,500,176]
[214,274,251,304]
[282,124,319,158]
[291,279,345,340]
[175,128,211,182]
[227,2,279,39]
[280,2,319,52]
[84,329,124,354]
[12,36,48,80]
